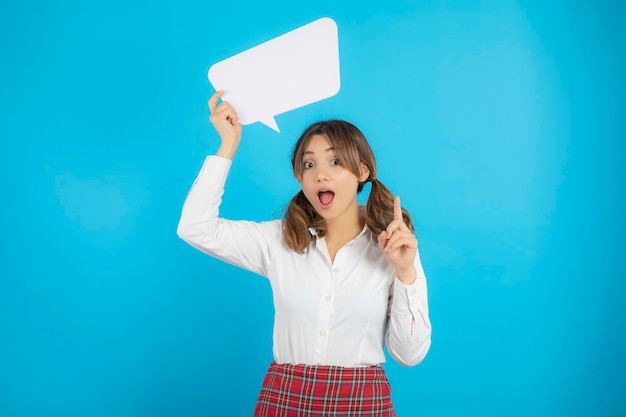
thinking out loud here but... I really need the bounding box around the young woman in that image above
[177,91,432,416]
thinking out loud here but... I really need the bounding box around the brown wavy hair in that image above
[283,120,414,253]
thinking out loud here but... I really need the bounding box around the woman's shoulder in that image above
[257,219,302,255]
[259,218,283,230]
[255,219,284,240]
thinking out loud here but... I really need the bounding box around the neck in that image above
[324,205,365,245]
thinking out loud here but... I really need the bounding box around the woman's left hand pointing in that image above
[377,196,418,284]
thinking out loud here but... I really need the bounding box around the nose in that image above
[315,167,329,182]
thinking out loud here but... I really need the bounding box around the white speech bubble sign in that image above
[208,17,340,132]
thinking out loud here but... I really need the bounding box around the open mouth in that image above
[318,190,335,207]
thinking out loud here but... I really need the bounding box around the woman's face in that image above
[299,134,369,223]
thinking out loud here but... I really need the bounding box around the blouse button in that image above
[320,330,326,336]
[325,295,331,302]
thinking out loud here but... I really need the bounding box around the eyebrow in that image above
[303,147,335,156]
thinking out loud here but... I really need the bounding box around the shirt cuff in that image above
[392,276,423,317]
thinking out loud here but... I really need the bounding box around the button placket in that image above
[313,264,336,363]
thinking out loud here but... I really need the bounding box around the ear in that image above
[358,162,370,182]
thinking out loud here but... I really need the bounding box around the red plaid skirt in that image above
[254,362,396,417]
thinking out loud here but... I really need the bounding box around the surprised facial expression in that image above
[299,134,369,223]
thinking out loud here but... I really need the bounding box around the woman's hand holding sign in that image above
[208,90,242,160]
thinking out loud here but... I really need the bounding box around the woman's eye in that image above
[331,159,341,166]
[303,161,314,169]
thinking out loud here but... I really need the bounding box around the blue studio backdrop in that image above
[1,1,624,416]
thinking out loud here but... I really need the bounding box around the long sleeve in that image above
[176,155,275,277]
[385,250,432,367]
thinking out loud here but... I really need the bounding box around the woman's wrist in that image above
[216,140,240,160]
[395,266,417,285]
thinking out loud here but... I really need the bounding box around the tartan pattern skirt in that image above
[254,362,396,417]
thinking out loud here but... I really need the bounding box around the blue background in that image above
[1,0,624,416]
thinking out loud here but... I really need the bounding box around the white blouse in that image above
[177,156,431,367]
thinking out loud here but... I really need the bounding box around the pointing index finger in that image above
[394,195,402,222]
